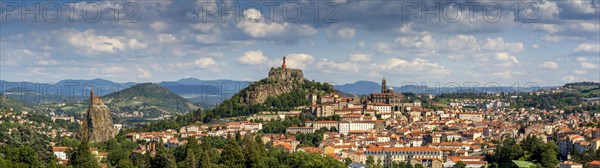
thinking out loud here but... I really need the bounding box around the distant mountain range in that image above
[0,78,250,106]
[330,80,556,95]
[0,78,557,105]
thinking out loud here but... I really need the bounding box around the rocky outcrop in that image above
[239,68,305,105]
[78,91,117,143]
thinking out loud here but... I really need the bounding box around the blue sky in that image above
[0,0,598,86]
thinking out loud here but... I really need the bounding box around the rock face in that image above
[78,90,117,143]
[239,68,305,105]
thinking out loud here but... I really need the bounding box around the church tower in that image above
[381,77,387,93]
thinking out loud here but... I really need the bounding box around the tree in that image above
[220,140,245,168]
[345,158,352,165]
[11,146,42,167]
[151,147,176,168]
[131,152,151,168]
[539,147,559,168]
[366,156,375,168]
[244,134,266,168]
[453,161,466,168]
[329,126,338,132]
[287,152,345,168]
[107,149,130,166]
[184,148,198,168]
[116,159,135,168]
[68,140,99,168]
[199,149,211,168]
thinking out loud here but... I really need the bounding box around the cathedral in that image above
[368,78,403,112]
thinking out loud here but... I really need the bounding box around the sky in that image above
[0,0,599,87]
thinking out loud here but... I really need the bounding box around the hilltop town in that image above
[1,61,599,168]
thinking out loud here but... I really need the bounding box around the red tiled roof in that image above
[365,147,440,152]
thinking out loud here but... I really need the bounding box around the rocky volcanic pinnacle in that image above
[239,67,305,105]
[78,90,117,143]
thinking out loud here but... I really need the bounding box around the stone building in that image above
[368,78,403,114]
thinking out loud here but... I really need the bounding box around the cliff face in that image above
[79,94,117,143]
[239,68,305,105]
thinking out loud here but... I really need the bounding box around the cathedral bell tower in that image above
[381,77,387,93]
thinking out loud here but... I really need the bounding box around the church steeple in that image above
[90,88,95,104]
[381,77,387,93]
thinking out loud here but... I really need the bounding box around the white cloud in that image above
[540,61,559,69]
[563,75,577,82]
[581,62,598,69]
[536,1,560,19]
[316,59,360,73]
[495,52,519,66]
[349,53,370,62]
[532,44,540,49]
[36,59,59,65]
[168,57,218,70]
[570,22,600,32]
[373,42,393,54]
[194,57,217,68]
[395,33,436,49]
[195,34,221,44]
[192,23,220,33]
[327,27,356,41]
[239,50,267,65]
[150,21,169,32]
[576,57,587,62]
[482,37,524,52]
[540,35,561,42]
[574,43,600,52]
[284,53,314,69]
[237,8,317,39]
[158,34,177,43]
[102,66,127,74]
[444,34,478,51]
[573,70,586,75]
[529,24,560,33]
[67,29,125,54]
[575,57,598,69]
[566,1,597,14]
[380,58,450,75]
[493,71,515,79]
[128,39,147,49]
[137,68,152,79]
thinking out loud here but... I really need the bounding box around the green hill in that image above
[564,82,600,97]
[102,83,200,117]
[0,95,33,112]
[202,67,334,121]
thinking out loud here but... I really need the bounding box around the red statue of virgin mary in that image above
[282,56,287,69]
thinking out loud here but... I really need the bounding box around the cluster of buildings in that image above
[52,146,107,164]
[0,109,76,142]
[274,79,600,167]
[40,79,600,167]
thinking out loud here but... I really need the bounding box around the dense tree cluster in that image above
[259,116,308,133]
[0,125,55,167]
[171,134,344,168]
[486,136,559,168]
